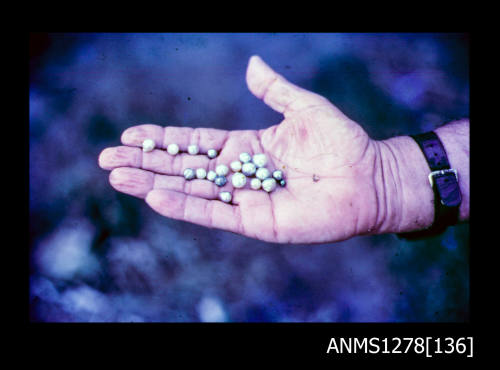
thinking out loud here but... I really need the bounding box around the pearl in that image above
[239,152,252,163]
[241,162,256,176]
[262,178,277,192]
[206,170,217,181]
[187,144,199,155]
[219,191,232,203]
[250,178,261,190]
[272,170,283,181]
[231,172,247,188]
[214,175,227,187]
[215,164,229,176]
[142,139,155,152]
[167,143,179,155]
[183,168,195,180]
[252,153,267,168]
[196,168,207,179]
[279,179,286,187]
[230,160,242,172]
[255,167,270,180]
[207,149,218,159]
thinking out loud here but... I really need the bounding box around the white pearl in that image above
[142,139,155,152]
[241,162,256,176]
[230,160,242,172]
[187,144,199,155]
[252,153,267,168]
[167,143,179,155]
[219,191,232,203]
[262,178,277,192]
[215,164,229,176]
[196,168,207,179]
[272,170,283,181]
[250,178,261,190]
[207,149,218,159]
[206,170,217,181]
[183,168,195,180]
[239,152,252,163]
[231,172,247,188]
[255,167,270,180]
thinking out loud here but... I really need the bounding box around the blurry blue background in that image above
[29,33,469,322]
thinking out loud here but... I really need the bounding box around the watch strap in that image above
[398,131,461,239]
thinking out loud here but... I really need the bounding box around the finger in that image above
[145,189,243,234]
[109,167,154,199]
[153,172,233,199]
[121,124,230,153]
[109,167,232,199]
[98,146,210,175]
[245,55,329,116]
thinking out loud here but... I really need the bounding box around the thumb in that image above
[245,55,329,116]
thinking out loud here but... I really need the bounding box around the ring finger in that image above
[109,167,233,200]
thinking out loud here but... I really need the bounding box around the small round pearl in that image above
[262,178,277,192]
[214,175,227,187]
[272,170,283,181]
[279,179,286,187]
[142,139,155,152]
[219,191,232,203]
[250,178,262,190]
[187,144,199,155]
[252,153,267,168]
[207,149,218,159]
[206,170,217,181]
[215,164,229,176]
[167,143,179,155]
[231,172,247,188]
[241,162,256,176]
[196,168,207,179]
[239,152,252,163]
[255,167,270,180]
[183,168,195,180]
[230,160,242,172]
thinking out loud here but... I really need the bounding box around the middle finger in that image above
[98,146,211,176]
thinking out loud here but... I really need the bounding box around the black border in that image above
[24,31,482,361]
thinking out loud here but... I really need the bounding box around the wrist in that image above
[373,136,435,234]
[373,119,469,235]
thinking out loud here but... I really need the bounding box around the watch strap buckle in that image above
[428,169,461,207]
[428,169,457,187]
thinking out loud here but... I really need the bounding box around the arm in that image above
[375,119,469,235]
[98,56,469,244]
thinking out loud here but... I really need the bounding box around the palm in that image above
[233,103,377,243]
[99,56,380,244]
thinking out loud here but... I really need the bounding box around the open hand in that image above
[98,56,385,244]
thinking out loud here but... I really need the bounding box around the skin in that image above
[98,56,470,244]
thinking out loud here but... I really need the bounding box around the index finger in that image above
[121,124,230,153]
